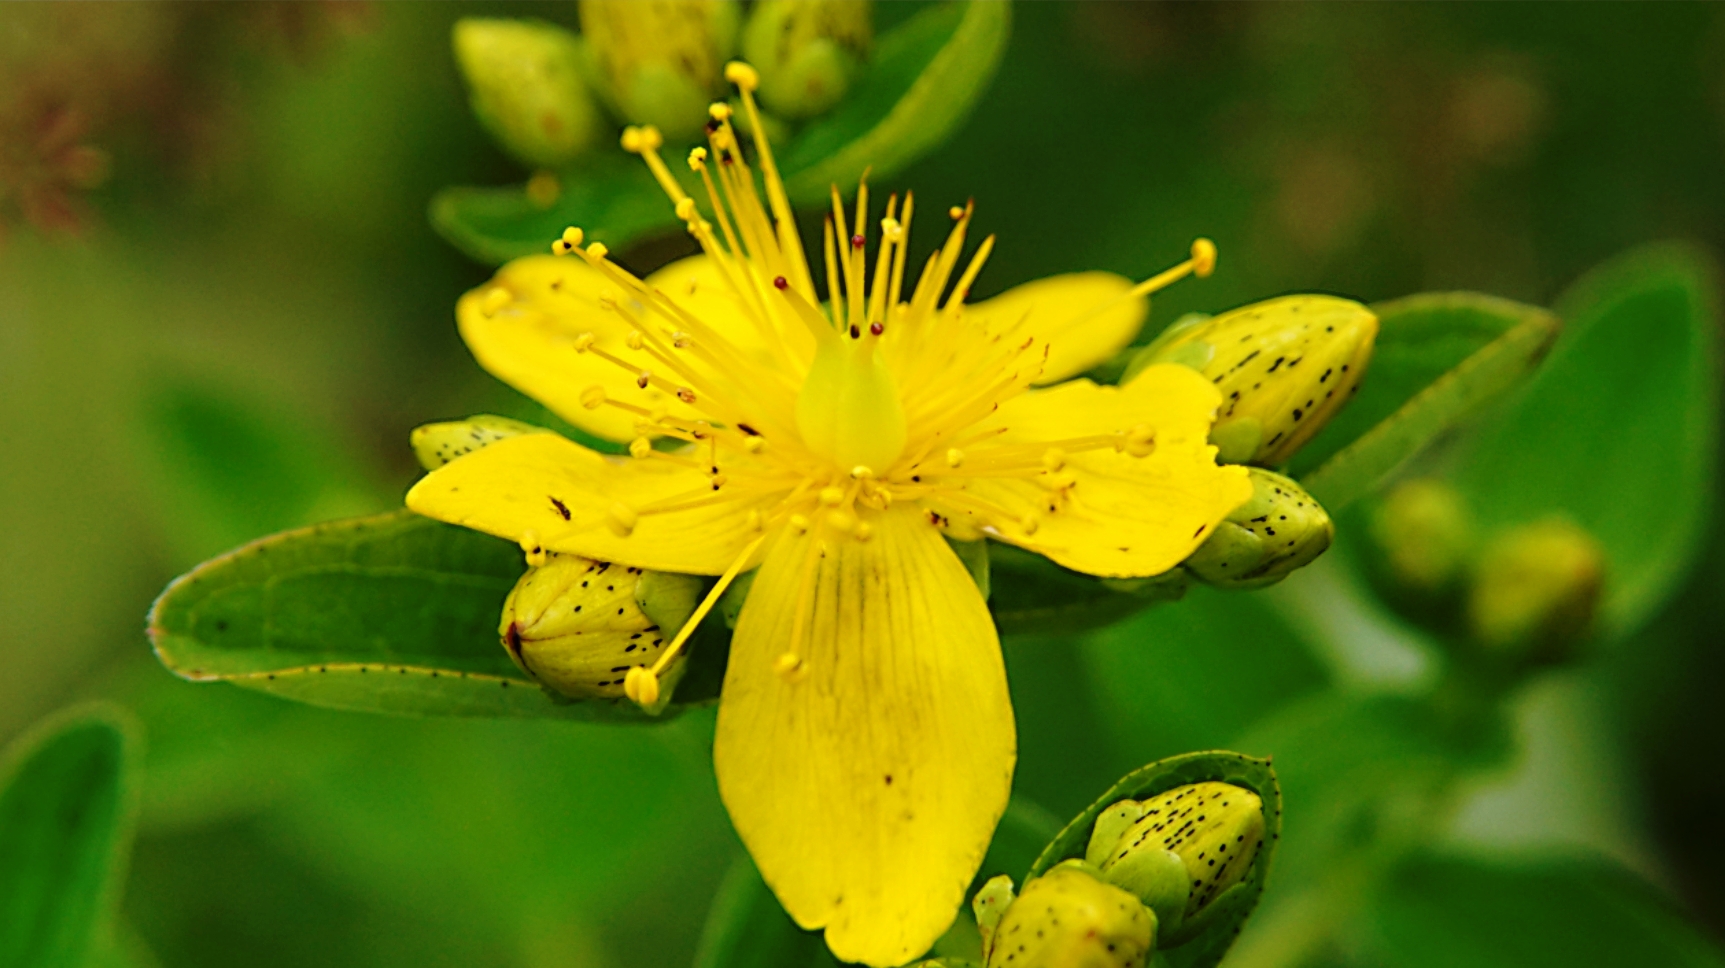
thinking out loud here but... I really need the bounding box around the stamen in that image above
[624,532,767,710]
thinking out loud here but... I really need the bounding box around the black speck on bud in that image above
[982,861,1155,968]
[1184,468,1332,589]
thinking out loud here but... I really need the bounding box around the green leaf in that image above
[1452,244,1720,635]
[146,510,717,722]
[429,155,670,267]
[0,707,136,968]
[1027,751,1282,968]
[1358,853,1725,968]
[1297,293,1561,513]
[778,1,1012,196]
[431,1,1012,264]
[988,544,1189,637]
[690,853,826,968]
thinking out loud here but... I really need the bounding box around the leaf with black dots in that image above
[147,510,720,722]
[1026,751,1281,968]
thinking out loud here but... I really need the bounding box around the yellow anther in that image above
[572,332,596,353]
[518,530,547,568]
[1019,513,1041,536]
[1042,448,1067,472]
[626,331,645,351]
[629,437,653,458]
[635,370,652,389]
[744,435,766,454]
[648,404,669,423]
[853,520,873,541]
[607,502,638,536]
[851,465,874,480]
[561,226,584,247]
[724,62,760,90]
[881,217,902,242]
[827,509,856,533]
[708,101,733,122]
[688,146,708,170]
[676,386,697,404]
[949,205,965,220]
[774,651,802,677]
[481,287,511,316]
[675,197,698,221]
[711,473,728,488]
[790,513,811,534]
[1192,237,1218,277]
[580,385,608,409]
[1038,472,1077,492]
[819,486,845,506]
[620,126,642,152]
[1126,438,1157,458]
[946,448,966,468]
[623,666,660,707]
[586,241,609,259]
[746,509,764,531]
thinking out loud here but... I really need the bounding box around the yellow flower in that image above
[407,63,1251,967]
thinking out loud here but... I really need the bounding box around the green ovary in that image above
[795,335,908,474]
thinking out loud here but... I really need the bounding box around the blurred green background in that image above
[4,2,1724,966]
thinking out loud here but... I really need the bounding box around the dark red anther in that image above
[851,233,865,248]
[704,119,720,134]
[869,322,885,336]
[773,275,789,290]
[849,325,861,339]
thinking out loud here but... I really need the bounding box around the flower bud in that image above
[410,415,543,471]
[1085,783,1263,943]
[579,0,740,140]
[1369,478,1475,596]
[742,0,872,119]
[453,18,603,169]
[499,553,703,711]
[972,874,1016,956]
[1133,295,1378,466]
[1183,469,1332,589]
[1467,518,1603,664]
[985,861,1155,968]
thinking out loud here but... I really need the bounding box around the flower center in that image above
[795,319,907,474]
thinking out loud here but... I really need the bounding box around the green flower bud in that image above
[972,874,1016,956]
[499,553,703,712]
[410,414,543,471]
[1086,783,1264,943]
[985,861,1154,968]
[742,0,872,119]
[1183,468,1332,589]
[1369,478,1475,596]
[1467,518,1603,664]
[578,0,740,140]
[453,18,603,169]
[1135,295,1378,466]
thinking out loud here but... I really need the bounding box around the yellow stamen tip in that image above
[585,242,608,260]
[561,226,584,246]
[687,146,708,170]
[629,437,653,458]
[853,520,873,541]
[675,197,698,221]
[948,205,965,220]
[851,465,874,480]
[819,486,845,507]
[724,62,759,90]
[946,448,966,468]
[625,331,645,351]
[708,102,732,122]
[572,332,596,353]
[623,666,660,707]
[481,287,511,316]
[789,513,811,534]
[1019,514,1041,536]
[620,126,642,152]
[607,502,638,536]
[774,652,803,679]
[1192,238,1218,277]
[1042,448,1067,471]
[580,385,607,410]
[744,436,766,454]
[827,509,856,533]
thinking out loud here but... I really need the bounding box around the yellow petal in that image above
[456,254,781,443]
[969,272,1146,385]
[714,507,1015,967]
[959,365,1253,577]
[405,432,777,574]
